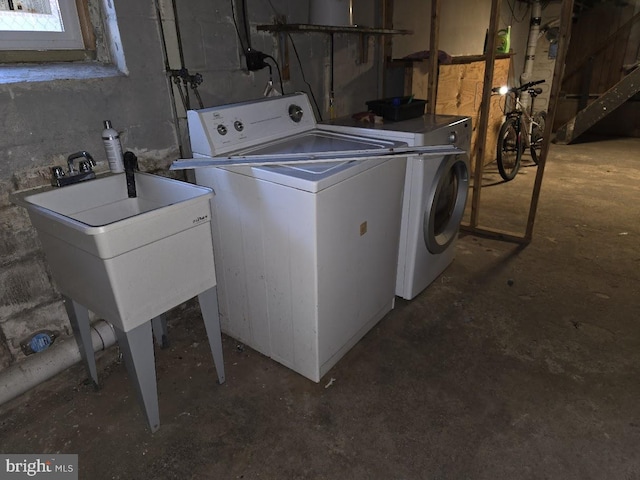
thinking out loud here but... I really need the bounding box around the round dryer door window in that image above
[423,154,469,254]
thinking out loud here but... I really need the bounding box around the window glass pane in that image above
[0,0,63,32]
[0,0,52,13]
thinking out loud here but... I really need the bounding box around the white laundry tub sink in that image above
[12,172,216,332]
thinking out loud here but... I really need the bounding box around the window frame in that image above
[0,0,96,63]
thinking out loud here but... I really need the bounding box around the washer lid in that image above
[237,130,403,182]
[172,129,465,193]
[322,114,470,137]
[171,136,463,170]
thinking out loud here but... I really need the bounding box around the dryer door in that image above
[423,154,469,254]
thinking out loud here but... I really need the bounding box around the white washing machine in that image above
[172,93,464,382]
[320,114,471,300]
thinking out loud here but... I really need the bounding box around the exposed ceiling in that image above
[573,0,632,12]
[519,0,633,17]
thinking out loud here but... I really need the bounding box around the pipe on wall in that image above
[0,320,116,407]
[520,0,543,110]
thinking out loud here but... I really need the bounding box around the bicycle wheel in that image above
[530,111,546,165]
[497,117,522,181]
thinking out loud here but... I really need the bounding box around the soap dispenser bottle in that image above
[102,120,124,173]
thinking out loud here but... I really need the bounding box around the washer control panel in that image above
[288,104,304,123]
[188,93,316,155]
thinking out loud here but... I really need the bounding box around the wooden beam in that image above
[76,0,96,51]
[525,0,575,242]
[562,10,640,83]
[382,0,395,61]
[555,65,640,144]
[468,0,501,229]
[578,57,594,112]
[426,0,440,114]
[460,224,529,244]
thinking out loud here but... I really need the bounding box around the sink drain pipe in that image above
[0,320,116,407]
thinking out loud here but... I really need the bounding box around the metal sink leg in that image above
[61,287,224,433]
[151,314,169,349]
[64,296,99,387]
[113,322,160,433]
[198,287,226,384]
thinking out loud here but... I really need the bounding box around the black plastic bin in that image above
[366,96,427,122]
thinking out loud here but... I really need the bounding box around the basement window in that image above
[0,0,127,83]
[0,0,95,62]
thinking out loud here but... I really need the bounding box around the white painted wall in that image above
[531,2,563,112]
[392,0,561,113]
[393,0,497,58]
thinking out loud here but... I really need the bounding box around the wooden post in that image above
[468,0,501,228]
[524,0,575,242]
[427,0,440,114]
[382,0,394,61]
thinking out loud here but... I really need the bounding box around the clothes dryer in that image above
[320,115,471,300]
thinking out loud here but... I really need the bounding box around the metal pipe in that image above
[154,0,187,158]
[330,33,335,119]
[171,0,186,70]
[520,0,543,110]
[0,320,117,407]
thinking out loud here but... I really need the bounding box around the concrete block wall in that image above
[169,0,381,127]
[0,0,383,375]
[0,0,179,371]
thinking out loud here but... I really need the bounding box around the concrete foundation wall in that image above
[0,0,381,372]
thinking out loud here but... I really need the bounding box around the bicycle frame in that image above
[493,79,546,181]
[503,89,539,151]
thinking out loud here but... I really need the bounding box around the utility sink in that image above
[12,172,216,332]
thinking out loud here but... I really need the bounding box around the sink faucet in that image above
[67,151,96,174]
[123,151,138,198]
[51,151,97,187]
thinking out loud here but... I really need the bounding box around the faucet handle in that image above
[51,166,66,179]
[50,166,66,187]
[83,152,96,167]
[67,151,95,173]
[78,160,93,172]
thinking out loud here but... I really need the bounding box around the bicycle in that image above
[493,79,547,181]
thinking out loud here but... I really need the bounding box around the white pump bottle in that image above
[102,120,124,173]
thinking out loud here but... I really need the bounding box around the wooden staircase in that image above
[554,66,640,144]
[553,3,640,144]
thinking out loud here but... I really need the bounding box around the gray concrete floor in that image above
[1,137,639,479]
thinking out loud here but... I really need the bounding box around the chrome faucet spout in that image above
[51,151,97,187]
[67,151,96,173]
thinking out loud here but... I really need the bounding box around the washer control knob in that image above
[288,104,304,123]
[448,131,457,144]
[217,124,228,136]
[234,121,244,132]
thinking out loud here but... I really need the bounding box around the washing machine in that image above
[320,114,471,300]
[172,93,464,382]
